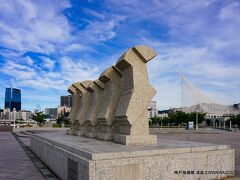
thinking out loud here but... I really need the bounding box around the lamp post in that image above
[196,109,199,130]
[13,108,16,128]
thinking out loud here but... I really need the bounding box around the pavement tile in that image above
[0,132,44,180]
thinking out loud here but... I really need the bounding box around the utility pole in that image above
[196,109,199,130]
[13,108,16,128]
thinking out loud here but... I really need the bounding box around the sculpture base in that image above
[30,131,235,180]
[73,130,84,136]
[97,132,113,140]
[85,131,96,138]
[114,134,157,145]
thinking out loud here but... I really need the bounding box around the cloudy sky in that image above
[0,0,239,110]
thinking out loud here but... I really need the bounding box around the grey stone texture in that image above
[74,80,93,136]
[67,45,158,145]
[30,131,235,180]
[67,82,81,135]
[84,80,104,138]
[114,46,157,145]
[96,66,122,141]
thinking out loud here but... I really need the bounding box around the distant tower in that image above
[4,88,21,111]
[60,95,72,107]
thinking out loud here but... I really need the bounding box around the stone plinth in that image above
[30,131,235,180]
[96,66,122,140]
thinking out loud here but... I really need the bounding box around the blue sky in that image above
[0,0,239,110]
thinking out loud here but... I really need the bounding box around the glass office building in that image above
[5,88,21,111]
[60,95,72,107]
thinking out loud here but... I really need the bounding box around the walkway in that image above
[0,132,44,180]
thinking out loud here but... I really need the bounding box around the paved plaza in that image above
[157,130,240,178]
[0,132,44,180]
[0,129,239,179]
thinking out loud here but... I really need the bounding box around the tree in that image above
[56,115,69,125]
[227,114,240,127]
[31,110,46,127]
[150,116,161,126]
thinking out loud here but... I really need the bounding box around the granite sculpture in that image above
[84,80,104,138]
[74,80,93,136]
[31,45,235,180]
[96,66,122,140]
[67,45,157,145]
[114,46,157,145]
[67,82,81,135]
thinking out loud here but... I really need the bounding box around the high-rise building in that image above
[4,88,21,111]
[60,95,72,107]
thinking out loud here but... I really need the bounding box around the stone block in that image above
[74,80,93,136]
[96,66,122,140]
[114,46,157,145]
[84,80,104,138]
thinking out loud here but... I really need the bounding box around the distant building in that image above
[57,105,71,116]
[2,108,10,119]
[60,95,72,107]
[0,109,3,119]
[45,106,71,118]
[45,108,58,116]
[16,110,32,121]
[157,110,169,118]
[148,101,157,118]
[5,88,21,111]
[233,103,240,110]
[8,110,32,122]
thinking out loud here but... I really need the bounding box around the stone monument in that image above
[114,46,157,145]
[74,80,93,136]
[30,45,235,180]
[67,82,81,135]
[96,66,122,141]
[84,80,104,138]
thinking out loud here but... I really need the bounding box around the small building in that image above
[45,106,71,118]
[157,110,169,118]
[45,108,58,116]
[148,101,157,118]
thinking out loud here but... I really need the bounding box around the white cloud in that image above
[0,0,72,53]
[0,56,100,91]
[0,0,240,111]
[84,8,106,20]
[146,40,240,109]
[59,56,99,83]
[0,61,36,80]
[64,44,92,52]
[40,57,55,70]
[25,56,34,66]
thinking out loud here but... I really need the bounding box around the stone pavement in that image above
[157,131,240,178]
[0,132,44,180]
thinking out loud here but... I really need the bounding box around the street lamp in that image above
[196,109,199,130]
[13,108,16,128]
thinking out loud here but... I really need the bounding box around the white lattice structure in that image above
[177,72,239,118]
